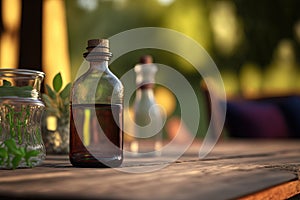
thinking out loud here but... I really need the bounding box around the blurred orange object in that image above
[165,116,193,143]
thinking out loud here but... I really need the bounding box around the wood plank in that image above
[0,156,298,199]
[238,180,300,200]
[0,166,296,200]
[0,140,299,199]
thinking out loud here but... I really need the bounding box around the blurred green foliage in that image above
[66,0,300,78]
[65,0,300,137]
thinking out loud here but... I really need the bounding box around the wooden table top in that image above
[0,139,300,200]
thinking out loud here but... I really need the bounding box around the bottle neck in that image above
[89,60,109,72]
[136,87,154,100]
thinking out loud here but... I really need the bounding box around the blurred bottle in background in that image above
[130,55,163,157]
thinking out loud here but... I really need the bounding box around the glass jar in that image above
[0,69,46,169]
[70,39,124,168]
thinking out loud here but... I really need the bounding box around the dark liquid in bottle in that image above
[69,104,123,167]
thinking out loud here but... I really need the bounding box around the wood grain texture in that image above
[0,140,299,200]
[239,180,300,200]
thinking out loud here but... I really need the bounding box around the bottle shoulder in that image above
[71,69,123,104]
[73,69,123,88]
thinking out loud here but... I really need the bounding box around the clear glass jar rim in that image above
[0,68,45,78]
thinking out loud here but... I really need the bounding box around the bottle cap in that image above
[83,39,112,61]
[140,55,153,64]
[87,39,109,48]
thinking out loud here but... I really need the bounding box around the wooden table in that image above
[0,140,300,200]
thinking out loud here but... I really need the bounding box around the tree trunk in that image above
[18,0,43,71]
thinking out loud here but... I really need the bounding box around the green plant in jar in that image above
[0,69,46,169]
[0,82,42,169]
[0,138,40,169]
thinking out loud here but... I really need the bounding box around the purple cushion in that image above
[275,96,300,137]
[226,100,290,138]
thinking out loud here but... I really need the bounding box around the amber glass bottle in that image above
[69,39,124,167]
